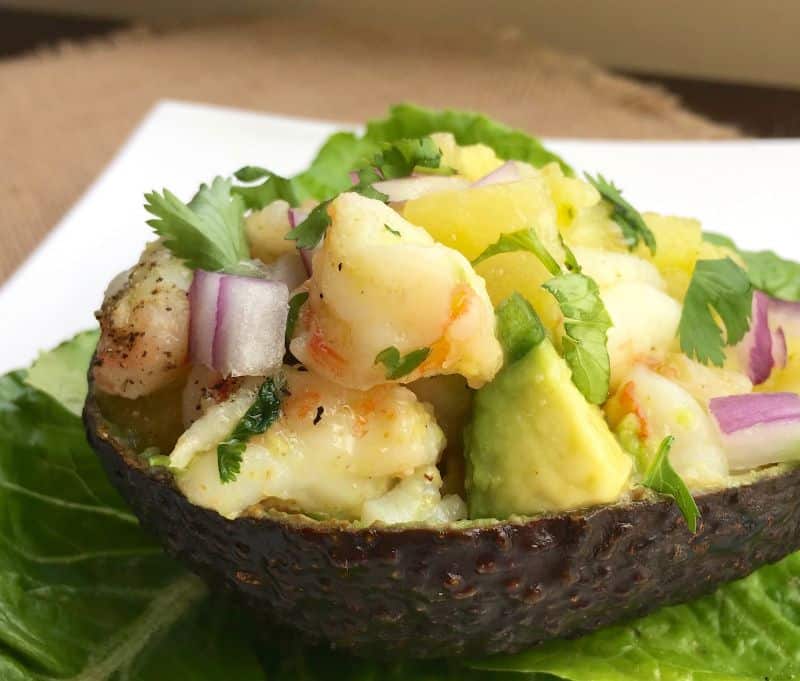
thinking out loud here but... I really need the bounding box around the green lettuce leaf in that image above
[292,132,379,202]
[365,103,572,176]
[0,349,264,679]
[292,103,571,202]
[25,328,99,415]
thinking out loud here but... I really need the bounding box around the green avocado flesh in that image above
[465,339,632,519]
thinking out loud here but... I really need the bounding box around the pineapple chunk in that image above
[430,132,503,181]
[636,213,702,300]
[539,162,600,229]
[474,252,562,332]
[562,201,628,253]
[571,246,665,291]
[403,177,564,330]
[403,177,563,261]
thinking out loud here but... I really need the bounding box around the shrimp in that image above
[170,366,451,521]
[93,242,193,399]
[289,192,503,391]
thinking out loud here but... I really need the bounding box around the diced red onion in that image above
[212,275,289,378]
[190,270,289,377]
[349,171,360,185]
[287,208,308,230]
[189,270,223,369]
[710,392,800,470]
[372,176,469,203]
[471,161,521,188]
[299,248,315,277]
[737,291,774,384]
[735,291,797,384]
[773,327,788,369]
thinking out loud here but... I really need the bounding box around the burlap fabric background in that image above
[0,7,737,284]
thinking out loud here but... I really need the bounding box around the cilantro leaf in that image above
[374,346,431,380]
[496,293,545,363]
[543,273,612,404]
[286,291,309,344]
[368,136,442,180]
[217,377,284,483]
[384,224,402,237]
[472,228,561,275]
[145,176,249,272]
[678,258,753,367]
[559,234,582,273]
[642,435,700,532]
[585,173,655,254]
[231,165,299,209]
[286,201,332,250]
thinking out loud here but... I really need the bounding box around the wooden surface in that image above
[1,7,792,285]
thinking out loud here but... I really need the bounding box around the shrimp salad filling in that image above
[93,124,800,527]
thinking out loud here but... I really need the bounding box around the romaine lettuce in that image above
[292,103,572,202]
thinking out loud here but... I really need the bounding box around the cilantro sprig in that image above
[642,435,700,533]
[217,377,285,484]
[145,176,249,272]
[231,166,299,209]
[286,137,442,249]
[473,228,612,403]
[585,173,655,254]
[678,258,753,367]
[543,274,612,404]
[374,346,431,380]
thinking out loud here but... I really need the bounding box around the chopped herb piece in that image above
[285,291,309,344]
[678,258,753,367]
[370,137,442,180]
[313,406,324,425]
[496,293,546,363]
[643,435,700,532]
[286,201,332,250]
[543,273,612,404]
[217,377,284,483]
[585,173,655,254]
[145,176,249,272]
[384,224,402,237]
[409,164,456,176]
[231,166,299,209]
[559,235,582,272]
[374,346,431,380]
[472,228,561,275]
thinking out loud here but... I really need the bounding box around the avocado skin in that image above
[85,391,800,659]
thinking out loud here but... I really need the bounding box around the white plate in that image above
[2,99,798,373]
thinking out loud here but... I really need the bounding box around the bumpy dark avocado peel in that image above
[84,383,800,659]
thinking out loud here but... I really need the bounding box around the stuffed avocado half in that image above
[84,105,800,657]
